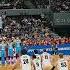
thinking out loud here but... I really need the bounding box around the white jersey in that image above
[57,58,68,70]
[35,54,41,61]
[41,52,51,65]
[13,48,16,57]
[21,55,31,70]
[33,58,42,70]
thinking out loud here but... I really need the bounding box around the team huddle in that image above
[20,51,69,70]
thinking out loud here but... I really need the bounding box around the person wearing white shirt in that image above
[56,54,68,70]
[41,50,53,70]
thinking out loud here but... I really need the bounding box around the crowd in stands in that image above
[0,35,70,46]
[50,0,70,12]
[0,0,70,12]
[31,0,49,9]
[0,16,69,47]
[0,0,49,9]
[2,16,51,38]
[0,0,25,9]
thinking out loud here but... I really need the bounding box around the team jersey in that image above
[57,58,68,70]
[1,47,6,64]
[0,43,2,58]
[41,52,51,64]
[33,58,42,70]
[35,54,41,61]
[20,55,31,70]
[41,52,51,69]
[15,42,21,54]
[1,47,6,57]
[8,45,13,57]
[0,50,1,58]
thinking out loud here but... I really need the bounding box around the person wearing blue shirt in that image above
[15,41,21,59]
[1,46,6,65]
[8,44,13,60]
[0,42,2,64]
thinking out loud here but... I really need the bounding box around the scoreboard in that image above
[53,13,70,26]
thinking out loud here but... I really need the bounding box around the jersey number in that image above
[61,62,67,67]
[45,55,48,59]
[23,59,29,64]
[36,62,39,67]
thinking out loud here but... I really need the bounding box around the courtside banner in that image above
[28,45,53,55]
[57,43,70,55]
[28,43,70,55]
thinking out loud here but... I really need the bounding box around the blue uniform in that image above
[1,57,5,64]
[15,42,21,54]
[0,44,2,58]
[1,47,6,64]
[1,47,6,58]
[8,44,13,57]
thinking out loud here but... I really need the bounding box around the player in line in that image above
[31,49,55,70]
[54,54,68,70]
[41,49,54,70]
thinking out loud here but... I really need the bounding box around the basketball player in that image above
[1,45,6,65]
[8,44,13,64]
[0,40,2,64]
[32,54,42,70]
[34,50,41,61]
[41,49,53,70]
[20,51,31,70]
[15,40,21,59]
[11,50,31,70]
[56,54,68,70]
